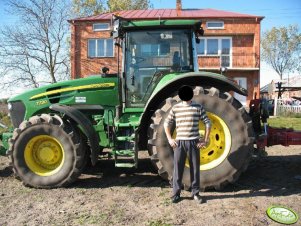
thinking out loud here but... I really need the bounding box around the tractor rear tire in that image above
[8,114,86,188]
[148,86,254,190]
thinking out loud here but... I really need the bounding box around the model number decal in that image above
[36,100,48,106]
[75,97,86,103]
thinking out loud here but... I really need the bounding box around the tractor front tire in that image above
[8,114,86,188]
[148,86,254,190]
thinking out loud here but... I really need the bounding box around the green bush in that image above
[0,98,8,104]
[0,113,11,133]
[0,111,6,119]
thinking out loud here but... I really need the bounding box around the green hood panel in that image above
[9,76,118,102]
[8,75,120,120]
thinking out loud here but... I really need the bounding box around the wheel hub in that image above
[198,113,231,170]
[36,143,60,164]
[25,135,64,176]
[38,146,54,162]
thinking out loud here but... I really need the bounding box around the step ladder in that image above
[113,123,138,168]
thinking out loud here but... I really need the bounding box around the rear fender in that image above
[138,71,247,149]
[50,104,100,166]
[150,71,247,100]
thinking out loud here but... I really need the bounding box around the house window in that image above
[207,39,218,55]
[88,39,114,57]
[206,21,224,29]
[93,23,110,31]
[198,39,205,55]
[197,37,232,67]
[221,39,230,67]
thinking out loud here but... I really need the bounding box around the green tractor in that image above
[2,18,254,189]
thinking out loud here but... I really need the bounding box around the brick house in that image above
[69,7,264,106]
[261,75,301,100]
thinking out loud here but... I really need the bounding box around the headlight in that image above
[7,103,12,111]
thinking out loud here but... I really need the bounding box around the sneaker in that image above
[171,194,181,203]
[193,194,203,204]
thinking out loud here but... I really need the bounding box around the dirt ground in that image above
[0,145,300,226]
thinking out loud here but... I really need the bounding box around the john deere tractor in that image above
[1,18,254,189]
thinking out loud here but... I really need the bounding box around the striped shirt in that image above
[164,101,211,140]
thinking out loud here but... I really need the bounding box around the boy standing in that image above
[164,86,211,204]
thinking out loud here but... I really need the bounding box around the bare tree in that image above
[0,0,70,91]
[261,25,301,80]
[72,0,105,17]
[72,0,152,17]
[107,0,152,12]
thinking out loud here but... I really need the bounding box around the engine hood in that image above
[8,75,116,102]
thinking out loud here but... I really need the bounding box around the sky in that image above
[0,0,300,98]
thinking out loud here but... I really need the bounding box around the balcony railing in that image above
[198,53,259,69]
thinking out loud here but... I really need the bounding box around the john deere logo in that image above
[267,206,299,224]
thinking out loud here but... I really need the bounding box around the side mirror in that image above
[195,27,204,37]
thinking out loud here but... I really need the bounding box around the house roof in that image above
[70,8,264,22]
[261,75,301,93]
[273,76,301,88]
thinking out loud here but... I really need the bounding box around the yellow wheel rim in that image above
[172,112,231,171]
[24,135,65,176]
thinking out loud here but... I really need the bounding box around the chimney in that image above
[176,0,182,16]
[176,0,182,11]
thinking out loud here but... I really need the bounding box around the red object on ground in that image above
[267,127,301,147]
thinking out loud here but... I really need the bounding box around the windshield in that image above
[125,29,193,107]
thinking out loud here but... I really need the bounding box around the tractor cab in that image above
[124,29,193,107]
[112,18,204,107]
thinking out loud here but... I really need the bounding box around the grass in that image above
[76,205,126,225]
[268,117,301,130]
[17,186,33,195]
[148,219,172,226]
[161,197,172,207]
[77,213,109,225]
[158,188,168,197]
